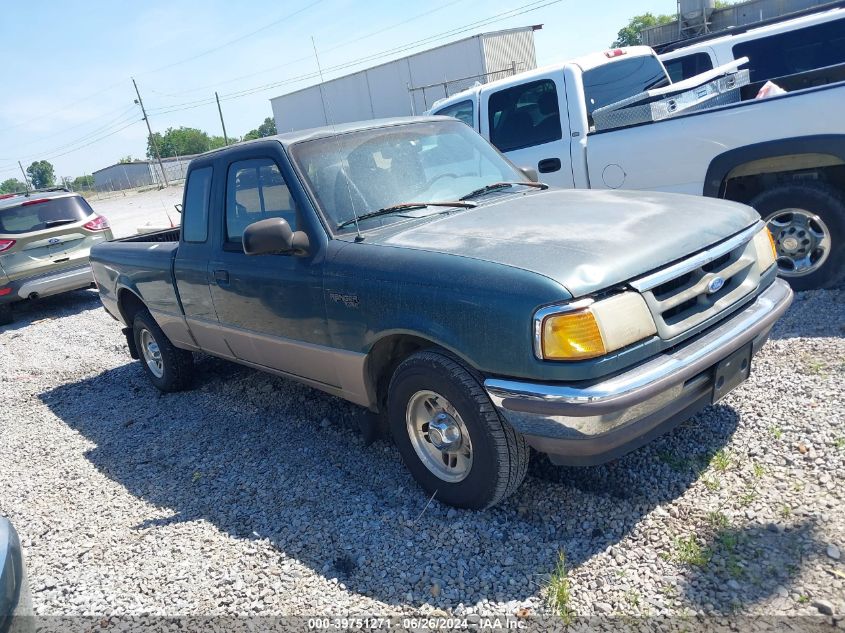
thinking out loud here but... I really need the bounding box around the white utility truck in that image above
[429,46,845,290]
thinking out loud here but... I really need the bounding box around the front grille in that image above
[631,226,764,340]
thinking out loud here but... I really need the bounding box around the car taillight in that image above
[0,239,16,253]
[0,287,11,296]
[83,215,110,231]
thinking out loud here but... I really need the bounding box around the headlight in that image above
[753,226,778,271]
[535,292,657,361]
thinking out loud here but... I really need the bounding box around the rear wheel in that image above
[132,311,193,392]
[750,183,845,290]
[388,350,529,509]
[0,304,12,326]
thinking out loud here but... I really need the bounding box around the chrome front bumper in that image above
[485,279,793,465]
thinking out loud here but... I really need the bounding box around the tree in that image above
[26,160,55,189]
[612,12,675,47]
[118,155,134,164]
[243,117,277,141]
[71,175,95,191]
[208,135,228,150]
[146,127,215,159]
[0,178,25,194]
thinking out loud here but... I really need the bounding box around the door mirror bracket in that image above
[243,218,310,256]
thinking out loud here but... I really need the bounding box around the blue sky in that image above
[0,0,670,180]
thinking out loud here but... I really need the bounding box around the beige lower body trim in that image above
[154,312,372,408]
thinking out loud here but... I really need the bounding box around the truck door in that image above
[173,161,228,355]
[480,75,574,188]
[207,147,334,384]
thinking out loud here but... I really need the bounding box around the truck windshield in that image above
[289,120,522,232]
[582,55,670,127]
[0,195,94,235]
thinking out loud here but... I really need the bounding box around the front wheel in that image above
[132,311,194,392]
[388,351,529,509]
[750,183,845,290]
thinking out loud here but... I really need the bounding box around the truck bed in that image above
[90,230,181,319]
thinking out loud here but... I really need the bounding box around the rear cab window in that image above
[663,52,714,82]
[0,195,94,234]
[225,159,298,246]
[434,100,475,127]
[733,17,845,82]
[582,55,670,130]
[182,166,213,243]
[487,79,562,152]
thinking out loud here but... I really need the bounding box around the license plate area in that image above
[712,343,752,403]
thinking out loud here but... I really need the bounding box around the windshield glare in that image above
[290,121,522,231]
[583,55,670,127]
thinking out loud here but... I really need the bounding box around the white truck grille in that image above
[630,224,765,340]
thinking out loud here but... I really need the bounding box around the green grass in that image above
[548,552,574,625]
[770,426,783,440]
[738,489,758,507]
[797,595,809,604]
[752,462,765,479]
[835,437,845,450]
[672,536,712,567]
[702,475,721,491]
[625,589,641,609]
[780,505,792,519]
[659,451,693,472]
[710,449,732,472]
[802,356,826,375]
[707,511,730,529]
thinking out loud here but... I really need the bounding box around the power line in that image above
[1,107,140,164]
[137,0,327,77]
[0,80,128,135]
[146,0,562,118]
[144,0,469,100]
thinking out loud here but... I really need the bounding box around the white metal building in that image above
[270,26,540,133]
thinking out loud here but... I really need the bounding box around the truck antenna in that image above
[311,36,363,242]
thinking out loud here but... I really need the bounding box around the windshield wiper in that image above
[459,181,548,201]
[43,219,76,228]
[336,201,477,229]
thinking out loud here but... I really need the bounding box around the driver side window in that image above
[225,158,298,244]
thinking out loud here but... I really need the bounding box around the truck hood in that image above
[376,189,760,297]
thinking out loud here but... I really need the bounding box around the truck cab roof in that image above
[429,46,658,112]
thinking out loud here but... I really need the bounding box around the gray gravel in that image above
[0,286,843,627]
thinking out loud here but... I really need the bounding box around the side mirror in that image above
[520,167,539,183]
[174,203,183,214]
[243,217,310,256]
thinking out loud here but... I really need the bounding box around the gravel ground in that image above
[87,185,183,238]
[0,286,843,629]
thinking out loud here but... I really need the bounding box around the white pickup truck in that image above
[429,46,845,290]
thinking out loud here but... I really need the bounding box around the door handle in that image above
[538,158,562,173]
[213,269,229,285]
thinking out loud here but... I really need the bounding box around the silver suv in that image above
[0,188,113,326]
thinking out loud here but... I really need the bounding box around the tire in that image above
[0,304,12,326]
[387,350,529,509]
[132,310,194,392]
[750,182,845,291]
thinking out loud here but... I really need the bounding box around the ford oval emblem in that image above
[48,237,61,245]
[707,276,725,294]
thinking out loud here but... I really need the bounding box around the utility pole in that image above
[17,161,30,192]
[132,77,169,187]
[215,92,229,145]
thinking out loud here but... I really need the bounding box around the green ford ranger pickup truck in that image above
[90,117,793,509]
